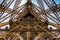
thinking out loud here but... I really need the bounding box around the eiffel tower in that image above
[0,0,60,40]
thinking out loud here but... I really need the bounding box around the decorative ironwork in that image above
[0,0,60,40]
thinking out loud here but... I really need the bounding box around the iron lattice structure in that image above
[0,0,60,40]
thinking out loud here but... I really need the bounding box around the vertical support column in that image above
[26,32,31,40]
[26,21,31,40]
[27,0,32,11]
[27,0,31,4]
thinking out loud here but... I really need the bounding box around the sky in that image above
[55,0,60,4]
[0,0,60,29]
[0,0,60,9]
[0,0,60,4]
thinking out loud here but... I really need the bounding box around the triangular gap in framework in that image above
[23,12,35,18]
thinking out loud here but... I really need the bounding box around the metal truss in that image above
[0,0,60,40]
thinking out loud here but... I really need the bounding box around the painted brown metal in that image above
[0,0,60,40]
